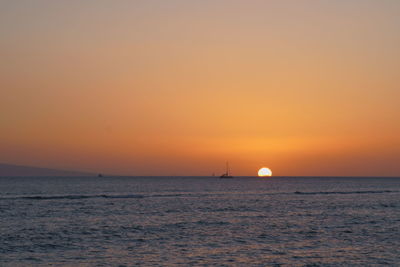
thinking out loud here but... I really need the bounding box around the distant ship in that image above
[220,162,233,178]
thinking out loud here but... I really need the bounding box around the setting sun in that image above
[258,167,272,177]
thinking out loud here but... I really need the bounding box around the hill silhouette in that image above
[0,163,94,177]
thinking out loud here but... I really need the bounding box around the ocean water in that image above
[1,176,399,266]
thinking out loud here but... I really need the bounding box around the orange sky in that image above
[1,1,400,176]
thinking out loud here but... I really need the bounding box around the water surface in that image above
[1,176,399,266]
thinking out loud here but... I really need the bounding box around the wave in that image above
[0,193,202,201]
[294,190,398,195]
[1,190,397,201]
[0,194,145,200]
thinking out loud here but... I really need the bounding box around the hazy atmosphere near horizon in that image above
[1,0,400,176]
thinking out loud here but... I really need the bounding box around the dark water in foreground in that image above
[1,176,400,266]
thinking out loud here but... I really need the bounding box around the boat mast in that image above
[226,161,230,176]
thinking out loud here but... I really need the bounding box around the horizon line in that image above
[1,175,400,178]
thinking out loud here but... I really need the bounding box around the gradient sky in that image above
[1,0,400,176]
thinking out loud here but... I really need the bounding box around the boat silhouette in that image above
[220,162,233,178]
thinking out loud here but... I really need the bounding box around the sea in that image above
[1,176,399,266]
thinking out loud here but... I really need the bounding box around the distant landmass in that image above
[0,163,95,177]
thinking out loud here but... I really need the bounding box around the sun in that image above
[258,167,272,177]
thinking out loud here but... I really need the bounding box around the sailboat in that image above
[220,162,233,178]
